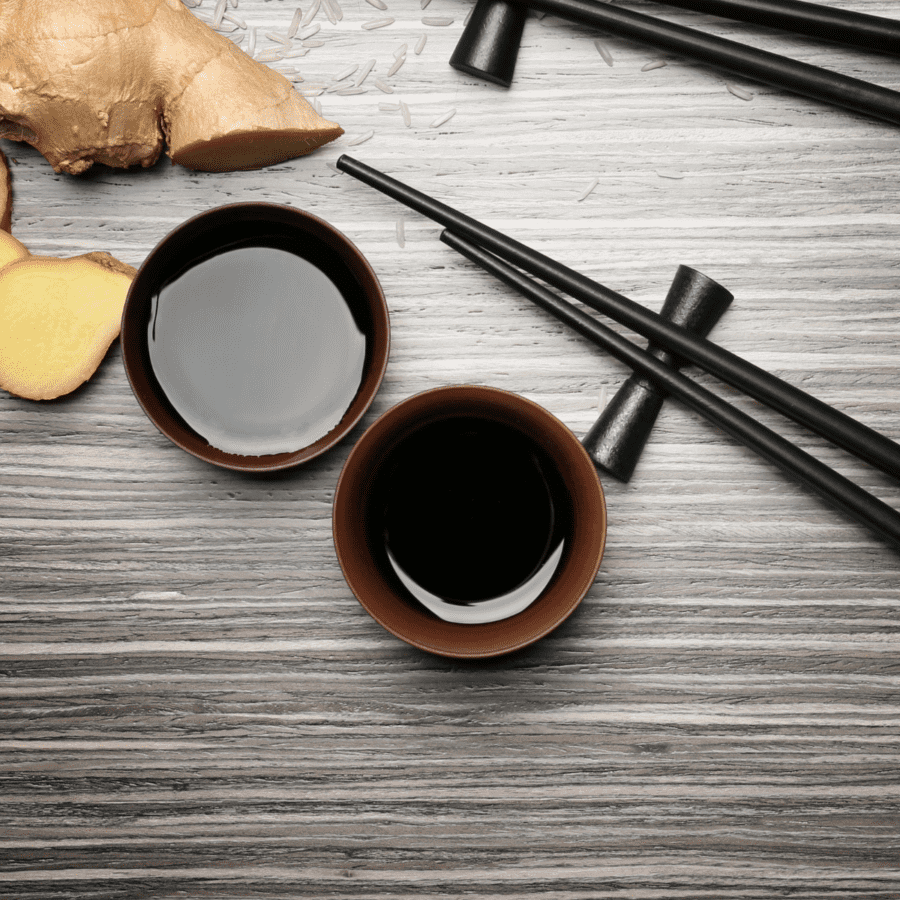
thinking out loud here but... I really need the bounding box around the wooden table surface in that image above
[2,0,899,896]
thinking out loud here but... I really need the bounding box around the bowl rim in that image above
[332,384,608,658]
[121,202,390,472]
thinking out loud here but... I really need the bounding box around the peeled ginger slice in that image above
[0,252,136,400]
[0,229,28,270]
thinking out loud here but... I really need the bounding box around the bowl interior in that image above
[333,386,607,658]
[121,203,390,472]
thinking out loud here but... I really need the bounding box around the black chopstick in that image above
[651,0,900,56]
[335,155,900,480]
[498,0,900,128]
[440,228,900,551]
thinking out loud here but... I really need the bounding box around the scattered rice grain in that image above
[396,218,406,248]
[429,108,456,128]
[256,49,282,62]
[283,46,311,57]
[298,23,321,38]
[577,176,599,201]
[288,7,303,37]
[387,55,406,76]
[229,33,245,44]
[182,0,201,8]
[266,31,292,47]
[302,39,325,47]
[594,39,613,66]
[415,33,427,53]
[393,43,408,58]
[348,130,375,146]
[330,0,344,20]
[373,76,395,92]
[400,99,411,126]
[422,15,454,25]
[327,162,341,173]
[641,59,666,71]
[334,64,359,81]
[246,26,257,56]
[726,82,753,100]
[366,0,388,7]
[356,58,377,85]
[336,85,367,95]
[302,0,320,24]
[213,0,227,26]
[223,11,246,27]
[363,16,394,28]
[322,0,337,24]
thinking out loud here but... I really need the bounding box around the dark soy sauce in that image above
[371,417,572,624]
[147,243,367,456]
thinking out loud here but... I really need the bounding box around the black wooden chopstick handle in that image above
[500,0,900,127]
[440,228,900,552]
[651,0,900,56]
[336,155,900,480]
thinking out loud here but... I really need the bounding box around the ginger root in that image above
[0,0,343,175]
[0,250,136,400]
[1,149,11,231]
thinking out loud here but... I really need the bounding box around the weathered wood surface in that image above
[1,0,899,896]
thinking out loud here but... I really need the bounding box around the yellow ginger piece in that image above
[0,252,136,400]
[0,0,343,174]
[0,228,28,270]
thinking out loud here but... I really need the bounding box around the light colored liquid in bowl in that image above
[148,244,367,456]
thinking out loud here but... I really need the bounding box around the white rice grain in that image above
[256,49,282,62]
[429,108,456,128]
[422,15,454,25]
[337,86,367,95]
[330,0,344,20]
[393,43,408,58]
[246,26,257,56]
[229,33,245,45]
[288,7,303,37]
[366,0,388,7]
[302,0,320,24]
[641,59,666,71]
[396,218,406,248]
[213,0,227,26]
[298,23,321,38]
[387,55,406,76]
[355,58,377,85]
[400,99,411,126]
[373,77,395,92]
[283,46,311,57]
[415,33,427,54]
[334,64,359,81]
[726,82,754,100]
[302,39,326,47]
[363,16,394,28]
[594,39,613,66]
[577,176,599,201]
[347,130,375,146]
[322,0,337,24]
[266,31,292,47]
[223,11,246,27]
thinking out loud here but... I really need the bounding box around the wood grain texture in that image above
[1,0,899,896]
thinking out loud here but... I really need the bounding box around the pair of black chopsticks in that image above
[335,155,900,552]
[465,0,900,126]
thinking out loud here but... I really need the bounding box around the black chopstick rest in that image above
[582,265,733,481]
[450,0,528,87]
[450,0,900,90]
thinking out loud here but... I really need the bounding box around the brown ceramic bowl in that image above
[333,385,607,658]
[121,203,390,472]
